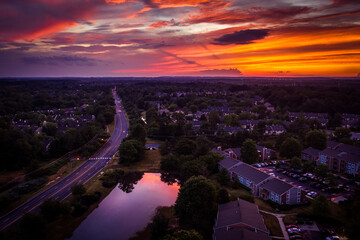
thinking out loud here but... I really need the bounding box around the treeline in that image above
[260,86,360,114]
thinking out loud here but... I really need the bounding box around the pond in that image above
[68,173,179,240]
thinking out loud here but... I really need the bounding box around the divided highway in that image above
[0,88,128,231]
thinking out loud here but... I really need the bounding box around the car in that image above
[286,225,299,229]
[290,235,303,240]
[269,173,275,176]
[299,177,307,182]
[287,228,301,233]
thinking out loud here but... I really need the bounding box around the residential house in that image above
[259,178,306,205]
[213,198,270,240]
[229,164,272,196]
[221,126,244,135]
[224,148,242,160]
[301,147,321,163]
[239,120,260,131]
[256,145,276,161]
[265,125,285,135]
[264,102,275,112]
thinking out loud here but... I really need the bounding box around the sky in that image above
[0,0,359,77]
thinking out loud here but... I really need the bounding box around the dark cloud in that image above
[22,55,100,66]
[142,0,159,9]
[0,0,104,41]
[213,29,269,45]
[200,68,242,76]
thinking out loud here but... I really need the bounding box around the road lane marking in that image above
[0,97,128,231]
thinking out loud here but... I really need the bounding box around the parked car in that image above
[290,235,303,240]
[288,228,301,233]
[286,225,299,229]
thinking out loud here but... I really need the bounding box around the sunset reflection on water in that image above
[69,173,179,240]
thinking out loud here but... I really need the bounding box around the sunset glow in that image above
[0,0,359,77]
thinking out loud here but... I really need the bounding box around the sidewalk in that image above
[260,209,297,240]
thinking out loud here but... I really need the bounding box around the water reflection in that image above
[160,171,179,186]
[69,173,179,240]
[118,171,144,193]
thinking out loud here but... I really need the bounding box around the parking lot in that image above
[253,162,355,201]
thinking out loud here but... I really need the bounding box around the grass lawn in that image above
[118,139,163,173]
[0,159,87,216]
[254,198,276,212]
[260,212,283,237]
[283,215,297,225]
[107,120,115,134]
[119,148,162,172]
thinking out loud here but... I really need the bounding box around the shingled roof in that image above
[230,164,271,184]
[260,178,294,195]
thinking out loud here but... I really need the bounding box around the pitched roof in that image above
[225,148,241,157]
[260,178,294,195]
[302,147,321,156]
[214,199,270,240]
[230,164,271,184]
[219,157,242,170]
[212,148,228,157]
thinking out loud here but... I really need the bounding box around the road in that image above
[0,88,128,231]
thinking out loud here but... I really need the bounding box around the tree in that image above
[175,176,217,235]
[279,137,302,159]
[174,138,196,156]
[40,199,70,221]
[42,122,58,137]
[163,230,203,240]
[305,130,327,150]
[217,188,230,204]
[180,160,203,182]
[208,111,220,128]
[311,194,329,217]
[241,139,258,164]
[314,164,328,178]
[195,136,212,157]
[302,161,315,173]
[327,173,338,187]
[216,168,231,186]
[119,140,144,164]
[19,213,46,240]
[160,154,179,172]
[150,211,169,240]
[334,127,351,140]
[131,124,146,145]
[71,184,86,196]
[290,157,302,169]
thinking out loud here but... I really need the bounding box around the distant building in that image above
[317,142,360,175]
[256,145,276,161]
[224,148,241,160]
[301,147,321,163]
[213,199,270,240]
[265,125,285,135]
